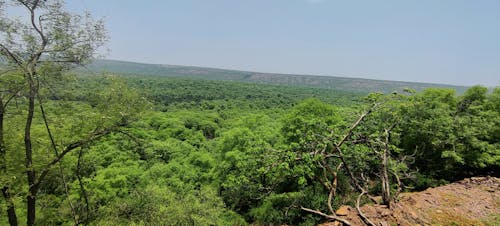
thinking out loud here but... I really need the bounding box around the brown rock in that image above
[409,210,418,218]
[318,177,500,226]
[335,205,350,216]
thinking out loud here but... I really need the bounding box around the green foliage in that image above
[123,75,361,110]
[94,185,245,225]
[283,98,342,147]
[399,87,499,182]
[216,115,283,217]
[1,57,498,226]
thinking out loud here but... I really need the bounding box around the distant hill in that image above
[80,59,468,94]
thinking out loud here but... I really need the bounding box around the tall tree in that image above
[0,1,107,225]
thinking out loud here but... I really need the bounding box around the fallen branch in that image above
[300,206,351,226]
[356,191,376,226]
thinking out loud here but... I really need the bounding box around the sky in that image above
[61,0,500,86]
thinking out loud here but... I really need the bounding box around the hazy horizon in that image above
[97,58,474,88]
[64,0,499,86]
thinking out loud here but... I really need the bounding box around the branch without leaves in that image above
[356,191,376,226]
[0,44,23,66]
[333,106,376,194]
[300,206,351,226]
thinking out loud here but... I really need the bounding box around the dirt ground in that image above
[321,177,499,226]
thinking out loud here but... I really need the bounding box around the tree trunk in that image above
[25,76,37,226]
[1,98,19,226]
[381,149,390,205]
[381,130,391,207]
[26,187,36,226]
[1,187,18,226]
[0,98,3,149]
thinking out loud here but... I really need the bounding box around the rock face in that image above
[323,177,500,226]
[335,206,350,216]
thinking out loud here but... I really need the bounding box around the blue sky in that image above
[64,0,500,86]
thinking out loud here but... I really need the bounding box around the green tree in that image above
[216,113,282,219]
[454,86,499,173]
[0,1,109,225]
[398,88,457,181]
[399,86,499,183]
[350,92,411,206]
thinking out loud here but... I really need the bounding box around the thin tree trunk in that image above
[381,150,390,205]
[1,187,18,226]
[25,76,37,226]
[381,129,391,207]
[39,101,79,225]
[77,148,90,225]
[0,98,3,149]
[0,98,19,226]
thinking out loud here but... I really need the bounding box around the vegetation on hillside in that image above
[0,1,498,225]
[1,70,498,225]
[84,59,469,94]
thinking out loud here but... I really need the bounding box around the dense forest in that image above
[1,71,499,225]
[1,1,499,225]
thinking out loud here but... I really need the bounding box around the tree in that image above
[351,92,411,207]
[398,86,499,184]
[397,88,457,182]
[0,1,108,225]
[292,94,413,226]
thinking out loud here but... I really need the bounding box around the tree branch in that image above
[327,170,338,215]
[336,104,378,148]
[0,44,23,66]
[28,0,47,65]
[33,125,118,191]
[2,92,18,109]
[38,96,78,225]
[332,103,380,194]
[300,206,351,226]
[76,147,90,225]
[356,191,376,226]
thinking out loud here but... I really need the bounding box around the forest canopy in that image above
[0,0,498,225]
[1,69,498,225]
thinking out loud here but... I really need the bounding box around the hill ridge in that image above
[83,59,468,94]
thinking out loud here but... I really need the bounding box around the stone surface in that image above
[335,205,350,216]
[320,177,500,226]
